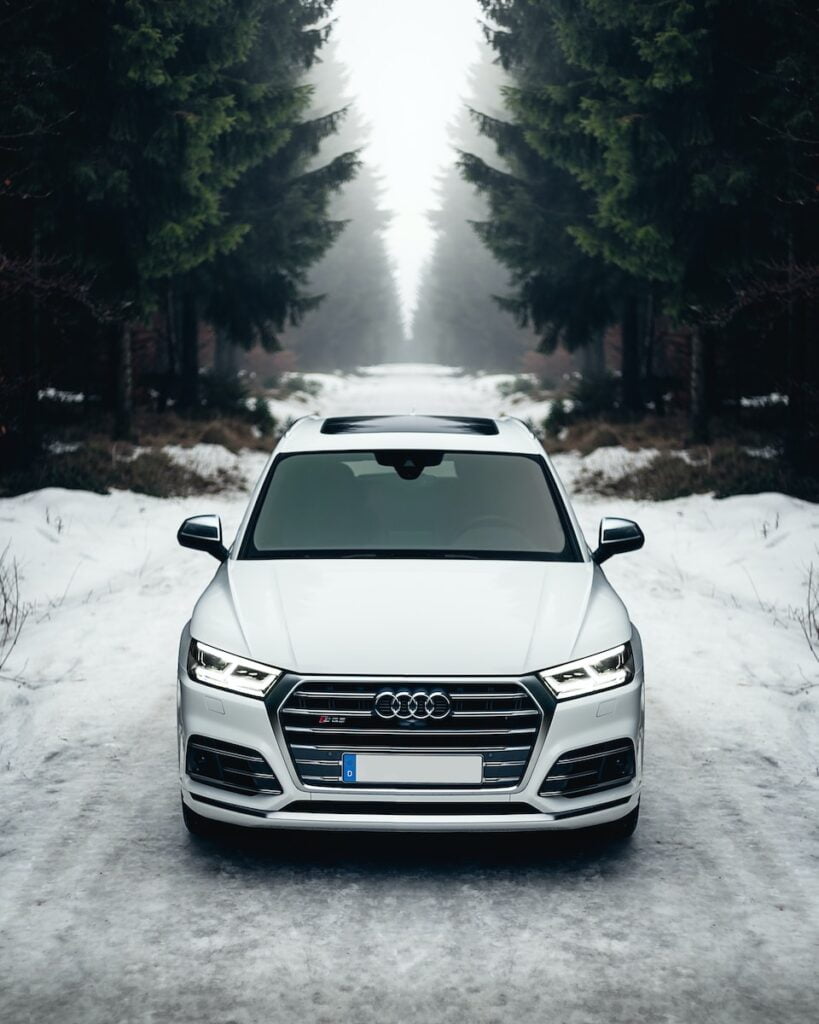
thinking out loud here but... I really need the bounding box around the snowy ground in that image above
[267,363,555,428]
[1,365,818,1024]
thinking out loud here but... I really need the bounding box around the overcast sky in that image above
[332,0,484,329]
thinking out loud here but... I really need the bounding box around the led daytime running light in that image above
[188,640,282,698]
[539,642,634,700]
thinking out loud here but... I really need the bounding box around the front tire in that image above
[182,798,224,839]
[600,800,639,841]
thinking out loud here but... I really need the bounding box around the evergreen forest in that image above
[456,0,819,463]
[1,0,817,484]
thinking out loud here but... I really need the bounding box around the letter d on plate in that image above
[342,753,357,784]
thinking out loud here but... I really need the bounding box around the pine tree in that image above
[176,1,359,405]
[505,0,818,444]
[412,50,539,369]
[71,0,272,432]
[197,108,359,374]
[0,0,359,442]
[267,44,405,370]
[412,162,531,369]
[0,0,93,459]
[282,161,405,369]
[458,5,635,393]
[516,0,743,437]
[1,0,287,438]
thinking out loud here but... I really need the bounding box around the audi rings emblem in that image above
[373,689,452,721]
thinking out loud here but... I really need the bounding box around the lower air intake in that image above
[186,736,281,795]
[539,739,635,798]
[282,801,541,816]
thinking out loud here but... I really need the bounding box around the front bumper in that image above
[178,650,644,833]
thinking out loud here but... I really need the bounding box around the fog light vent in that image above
[186,736,281,795]
[539,739,635,798]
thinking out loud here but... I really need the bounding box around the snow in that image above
[37,387,85,404]
[266,364,553,430]
[552,445,662,492]
[739,392,789,408]
[1,365,817,1024]
[161,442,270,489]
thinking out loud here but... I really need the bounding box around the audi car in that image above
[176,414,645,837]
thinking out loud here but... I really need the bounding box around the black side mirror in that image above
[592,516,644,565]
[177,515,228,562]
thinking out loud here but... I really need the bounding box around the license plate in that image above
[342,752,483,785]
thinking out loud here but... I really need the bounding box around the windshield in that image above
[242,450,580,561]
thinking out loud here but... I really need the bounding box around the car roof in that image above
[275,414,544,455]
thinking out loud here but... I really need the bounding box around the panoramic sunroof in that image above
[320,415,500,436]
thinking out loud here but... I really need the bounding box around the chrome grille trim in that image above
[187,741,266,763]
[554,744,632,765]
[297,690,380,699]
[447,692,527,700]
[285,707,372,717]
[291,744,532,754]
[451,709,538,718]
[283,726,537,736]
[276,675,546,791]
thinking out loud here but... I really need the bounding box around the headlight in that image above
[539,642,634,700]
[187,640,282,698]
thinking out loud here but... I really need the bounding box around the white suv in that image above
[177,414,645,838]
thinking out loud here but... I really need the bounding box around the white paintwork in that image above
[191,556,629,675]
[180,414,642,830]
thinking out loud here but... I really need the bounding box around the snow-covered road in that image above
[1,366,818,1024]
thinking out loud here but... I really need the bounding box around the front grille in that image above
[539,739,635,798]
[186,735,282,795]
[278,679,543,789]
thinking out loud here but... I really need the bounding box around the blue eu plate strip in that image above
[342,753,357,784]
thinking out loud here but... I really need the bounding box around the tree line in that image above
[0,0,396,466]
[455,0,818,461]
[412,49,541,370]
[281,42,405,369]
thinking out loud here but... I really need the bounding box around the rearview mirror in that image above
[592,517,644,565]
[177,515,228,562]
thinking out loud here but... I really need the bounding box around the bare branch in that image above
[0,545,30,673]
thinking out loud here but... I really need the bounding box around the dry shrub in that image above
[575,425,621,456]
[790,564,819,663]
[0,545,28,670]
[137,412,271,452]
[577,447,819,502]
[0,443,242,498]
[199,421,249,453]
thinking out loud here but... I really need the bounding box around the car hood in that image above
[191,558,631,677]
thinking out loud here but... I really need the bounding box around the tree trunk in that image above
[785,299,809,469]
[113,324,135,441]
[214,327,237,377]
[580,330,605,377]
[620,296,642,416]
[164,282,178,379]
[15,198,42,463]
[689,326,709,444]
[5,294,40,469]
[18,299,40,462]
[155,281,179,412]
[642,292,662,413]
[178,287,199,411]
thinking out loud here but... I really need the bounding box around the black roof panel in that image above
[320,415,500,436]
